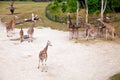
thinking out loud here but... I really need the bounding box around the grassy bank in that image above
[0,1,67,30]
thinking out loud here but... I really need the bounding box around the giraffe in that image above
[19,26,24,42]
[38,41,52,72]
[97,21,105,37]
[10,0,15,14]
[100,20,115,40]
[83,22,91,37]
[27,22,35,42]
[67,13,79,39]
[6,16,18,37]
[86,24,96,40]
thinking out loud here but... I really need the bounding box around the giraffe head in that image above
[47,40,52,46]
[13,15,19,20]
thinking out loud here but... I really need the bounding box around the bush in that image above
[109,73,120,80]
[49,2,59,10]
[66,0,77,13]
[61,2,67,13]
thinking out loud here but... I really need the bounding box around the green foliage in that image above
[47,0,120,23]
[54,0,59,6]
[55,0,62,3]
[88,0,99,13]
[66,0,77,13]
[94,10,100,14]
[109,73,120,80]
[49,1,59,10]
[61,2,67,13]
[110,0,120,12]
[0,0,34,1]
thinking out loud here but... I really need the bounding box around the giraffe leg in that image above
[7,30,12,37]
[20,36,24,42]
[71,29,74,39]
[7,31,9,37]
[20,36,22,42]
[106,29,108,40]
[69,29,73,40]
[86,31,90,40]
[76,28,79,39]
[38,59,40,69]
[31,35,33,42]
[28,34,31,42]
[41,61,44,72]
[74,28,79,39]
[45,59,47,72]
[112,32,115,40]
[92,32,95,39]
[69,31,72,40]
[86,29,88,37]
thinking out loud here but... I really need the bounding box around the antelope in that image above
[19,26,24,42]
[6,16,18,37]
[99,20,115,40]
[27,22,35,42]
[38,41,52,72]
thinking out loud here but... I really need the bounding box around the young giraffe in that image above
[100,20,115,40]
[27,22,35,42]
[83,22,91,37]
[10,0,15,14]
[6,16,18,37]
[38,41,52,72]
[19,26,24,42]
[67,13,79,39]
[86,24,96,40]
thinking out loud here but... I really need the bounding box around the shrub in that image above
[109,73,120,80]
[61,2,67,13]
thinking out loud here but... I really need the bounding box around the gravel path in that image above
[0,23,120,80]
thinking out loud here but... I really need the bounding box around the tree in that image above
[101,0,107,21]
[85,0,88,23]
[61,2,67,13]
[67,0,77,13]
[76,1,79,25]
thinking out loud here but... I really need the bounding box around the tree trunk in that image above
[76,1,79,26]
[101,0,107,21]
[85,0,88,23]
[86,12,88,23]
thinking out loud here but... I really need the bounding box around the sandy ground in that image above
[0,22,120,80]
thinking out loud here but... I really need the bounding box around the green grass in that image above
[0,1,67,30]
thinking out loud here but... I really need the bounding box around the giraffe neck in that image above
[21,27,22,30]
[68,15,72,25]
[101,21,111,30]
[101,21,108,26]
[44,44,48,53]
[12,18,16,26]
[31,22,35,29]
[100,21,110,29]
